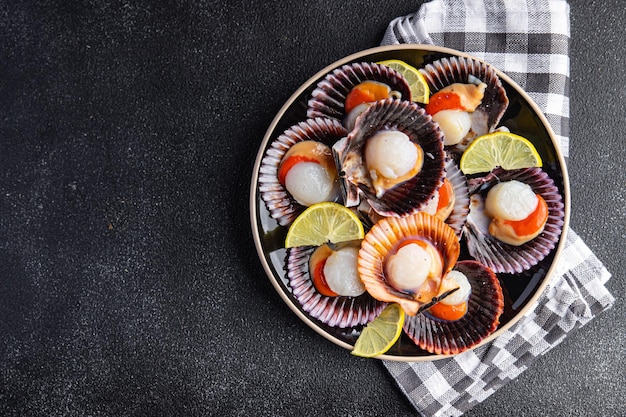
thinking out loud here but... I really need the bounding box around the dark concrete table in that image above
[0,1,623,416]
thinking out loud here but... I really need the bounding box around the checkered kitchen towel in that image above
[380,1,615,416]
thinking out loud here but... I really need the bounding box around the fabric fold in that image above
[379,1,614,416]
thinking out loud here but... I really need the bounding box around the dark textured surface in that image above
[0,1,623,416]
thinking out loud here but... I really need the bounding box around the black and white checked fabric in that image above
[382,0,571,158]
[380,1,615,416]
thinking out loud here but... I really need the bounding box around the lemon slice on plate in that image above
[351,303,405,358]
[377,59,430,104]
[459,132,543,175]
[284,202,364,248]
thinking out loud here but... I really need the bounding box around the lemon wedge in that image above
[377,59,430,104]
[459,132,543,175]
[284,202,364,248]
[351,303,405,358]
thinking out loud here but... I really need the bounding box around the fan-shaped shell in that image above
[332,98,446,217]
[419,56,509,155]
[403,260,504,355]
[358,212,461,316]
[258,117,348,227]
[463,167,565,274]
[442,156,470,236]
[285,246,386,328]
[307,62,412,123]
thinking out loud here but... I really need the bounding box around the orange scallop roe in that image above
[436,179,453,211]
[424,91,463,115]
[503,194,548,237]
[489,193,549,245]
[425,83,486,115]
[428,301,468,321]
[278,154,318,185]
[309,245,338,297]
[435,178,455,220]
[277,140,336,185]
[344,81,392,114]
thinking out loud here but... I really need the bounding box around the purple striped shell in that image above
[307,62,412,124]
[332,98,446,217]
[403,260,504,355]
[462,167,565,274]
[285,246,386,328]
[258,117,348,227]
[442,156,470,236]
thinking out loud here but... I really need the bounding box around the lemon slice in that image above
[459,132,543,175]
[351,303,405,358]
[284,202,364,248]
[377,59,430,104]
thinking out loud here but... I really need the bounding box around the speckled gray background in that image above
[0,1,623,416]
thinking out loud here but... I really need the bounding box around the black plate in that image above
[249,45,570,361]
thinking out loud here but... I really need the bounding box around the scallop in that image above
[307,62,412,127]
[485,180,539,221]
[463,167,565,274]
[438,270,472,306]
[286,245,386,328]
[432,109,472,146]
[315,245,365,297]
[385,241,442,291]
[419,56,509,156]
[281,141,340,207]
[357,212,461,316]
[364,130,421,194]
[403,260,504,355]
[258,117,348,227]
[332,98,446,217]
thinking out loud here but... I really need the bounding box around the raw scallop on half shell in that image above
[358,212,460,316]
[258,117,347,227]
[419,56,509,155]
[403,260,504,355]
[332,98,446,217]
[286,245,386,328]
[463,167,565,274]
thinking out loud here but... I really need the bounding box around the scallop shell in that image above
[332,98,446,217]
[358,212,461,316]
[463,167,565,274]
[258,117,348,227]
[419,56,509,156]
[403,260,504,355]
[442,156,470,236]
[307,62,412,123]
[286,246,386,328]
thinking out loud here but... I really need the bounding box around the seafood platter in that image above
[250,45,570,361]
